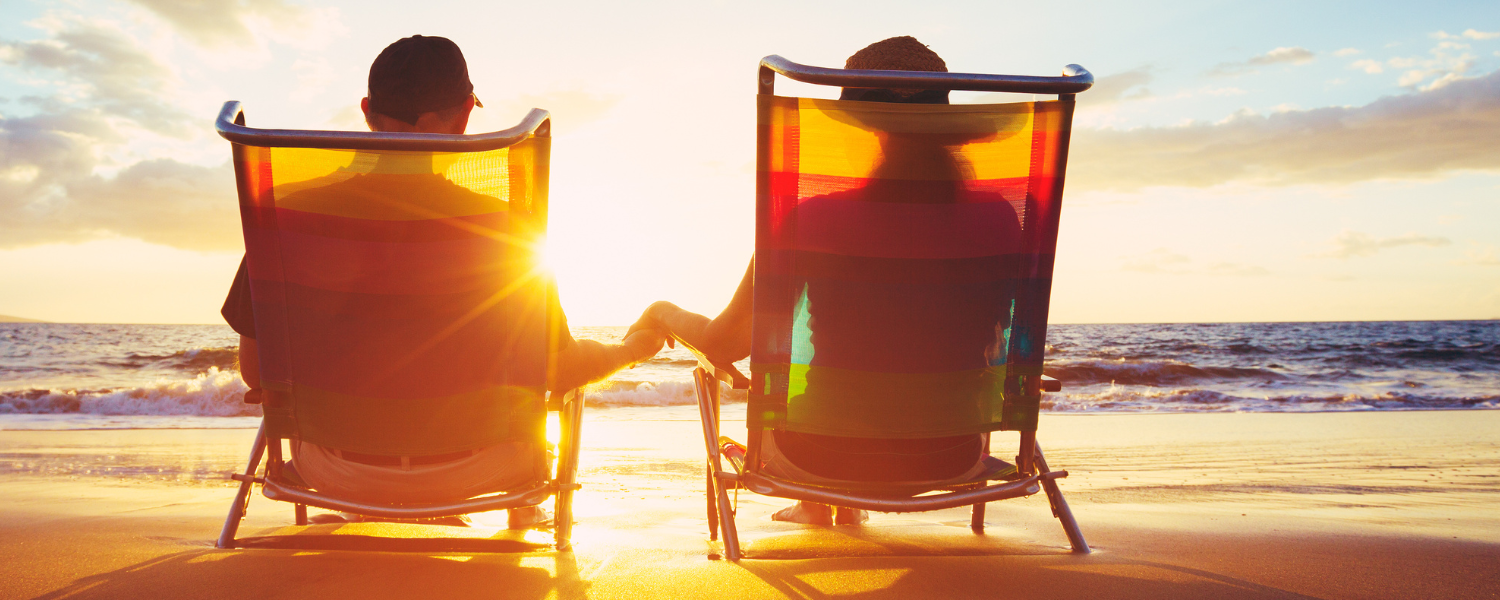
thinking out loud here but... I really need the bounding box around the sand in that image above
[1,410,1497,599]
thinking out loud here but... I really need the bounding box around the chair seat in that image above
[262,476,555,519]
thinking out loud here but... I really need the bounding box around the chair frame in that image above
[693,56,1095,561]
[212,102,583,550]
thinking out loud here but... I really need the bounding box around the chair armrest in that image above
[1042,375,1062,393]
[671,334,750,389]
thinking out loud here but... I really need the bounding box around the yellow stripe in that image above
[258,144,540,220]
[773,97,1038,181]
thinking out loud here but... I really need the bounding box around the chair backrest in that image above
[749,66,1080,441]
[220,104,556,456]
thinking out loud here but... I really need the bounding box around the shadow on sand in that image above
[32,521,1328,600]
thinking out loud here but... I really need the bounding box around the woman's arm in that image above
[630,258,754,363]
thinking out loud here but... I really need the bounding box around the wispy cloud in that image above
[1315,231,1451,259]
[1333,48,1362,57]
[471,89,622,134]
[1386,32,1485,90]
[1460,244,1500,266]
[123,0,344,50]
[1076,67,1153,106]
[1436,29,1500,41]
[1351,59,1384,74]
[0,16,189,135]
[1209,46,1316,76]
[1069,69,1500,190]
[0,17,239,251]
[1123,249,1268,276]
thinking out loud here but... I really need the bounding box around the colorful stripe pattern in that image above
[751,96,1075,437]
[231,138,556,455]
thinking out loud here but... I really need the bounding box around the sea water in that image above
[1,321,1496,430]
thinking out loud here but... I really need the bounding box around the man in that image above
[629,36,1015,526]
[224,35,665,527]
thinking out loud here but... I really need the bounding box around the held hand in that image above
[626,302,676,348]
[622,327,668,364]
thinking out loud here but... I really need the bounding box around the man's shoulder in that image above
[276,173,501,219]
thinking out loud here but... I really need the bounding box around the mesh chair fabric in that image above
[750,96,1073,438]
[232,138,556,455]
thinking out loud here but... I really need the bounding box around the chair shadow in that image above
[733,548,1326,600]
[32,525,588,600]
[724,521,1325,600]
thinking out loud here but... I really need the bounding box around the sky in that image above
[0,0,1497,325]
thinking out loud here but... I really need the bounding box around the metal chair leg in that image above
[715,473,741,560]
[694,368,742,560]
[707,463,720,540]
[217,423,268,549]
[1035,443,1089,553]
[970,502,986,533]
[555,389,584,551]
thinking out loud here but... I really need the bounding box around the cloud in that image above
[1210,47,1315,76]
[1122,248,1190,273]
[1077,67,1153,106]
[1385,35,1479,90]
[0,109,240,250]
[0,17,189,135]
[1351,59,1384,74]
[1436,29,1500,41]
[1122,249,1267,276]
[1333,48,1362,57]
[979,68,1153,107]
[123,0,342,50]
[1068,69,1500,190]
[470,89,622,134]
[1316,231,1451,259]
[1461,245,1500,266]
[0,17,239,251]
[1250,47,1317,66]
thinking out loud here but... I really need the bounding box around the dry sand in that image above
[1,410,1497,599]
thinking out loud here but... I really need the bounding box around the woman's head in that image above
[840,36,949,104]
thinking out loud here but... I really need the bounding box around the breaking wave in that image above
[1044,359,1286,386]
[2,321,1497,424]
[0,368,258,417]
[1043,386,1500,413]
[97,346,240,373]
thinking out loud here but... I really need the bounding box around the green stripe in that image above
[780,364,1008,438]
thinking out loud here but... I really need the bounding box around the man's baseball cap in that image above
[367,35,483,126]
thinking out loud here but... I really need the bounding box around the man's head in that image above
[840,36,949,105]
[362,35,481,134]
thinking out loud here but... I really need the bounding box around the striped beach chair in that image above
[212,103,584,549]
[691,56,1093,560]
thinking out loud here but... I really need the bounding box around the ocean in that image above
[1,320,1496,430]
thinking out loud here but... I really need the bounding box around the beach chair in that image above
[211,102,583,550]
[689,56,1093,560]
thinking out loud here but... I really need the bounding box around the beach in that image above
[2,409,1496,599]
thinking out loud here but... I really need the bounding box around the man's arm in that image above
[548,329,665,392]
[629,258,753,363]
[238,336,263,402]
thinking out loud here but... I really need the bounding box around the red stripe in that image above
[245,207,525,243]
[245,229,534,295]
[765,173,1030,203]
[762,191,1023,258]
[249,283,551,398]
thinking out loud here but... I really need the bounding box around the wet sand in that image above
[1,410,1497,599]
